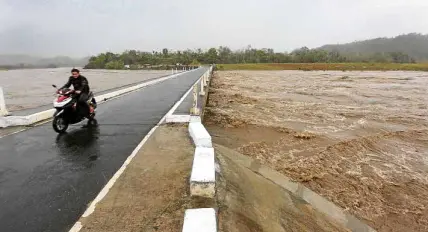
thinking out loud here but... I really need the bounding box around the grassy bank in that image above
[217,63,428,71]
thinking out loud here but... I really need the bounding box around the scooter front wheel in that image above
[87,118,98,127]
[53,116,69,133]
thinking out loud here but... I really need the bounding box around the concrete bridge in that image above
[0,67,216,232]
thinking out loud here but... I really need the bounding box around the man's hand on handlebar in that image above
[75,90,81,94]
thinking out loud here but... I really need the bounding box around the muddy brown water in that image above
[0,68,170,111]
[205,70,428,232]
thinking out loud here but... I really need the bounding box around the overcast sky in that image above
[0,0,427,57]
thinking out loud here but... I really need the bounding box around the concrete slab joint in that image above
[190,147,215,198]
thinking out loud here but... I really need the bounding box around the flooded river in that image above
[205,70,428,231]
[0,68,170,112]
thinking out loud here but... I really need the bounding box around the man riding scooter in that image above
[60,68,95,118]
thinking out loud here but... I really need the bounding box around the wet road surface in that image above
[0,68,206,232]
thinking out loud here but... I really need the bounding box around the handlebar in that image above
[56,89,76,95]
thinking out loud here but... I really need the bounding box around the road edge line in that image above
[68,67,206,232]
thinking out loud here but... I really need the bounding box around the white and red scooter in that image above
[51,85,97,133]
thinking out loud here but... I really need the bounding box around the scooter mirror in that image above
[52,84,57,88]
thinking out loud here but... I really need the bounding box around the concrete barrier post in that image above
[190,84,200,115]
[0,87,9,116]
[190,147,215,197]
[200,76,206,96]
[203,72,206,84]
[172,69,174,74]
[182,208,217,232]
[203,73,208,87]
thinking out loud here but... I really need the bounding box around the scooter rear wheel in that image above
[53,116,69,133]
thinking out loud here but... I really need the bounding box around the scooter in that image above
[51,85,97,133]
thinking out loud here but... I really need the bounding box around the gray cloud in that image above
[1,0,427,57]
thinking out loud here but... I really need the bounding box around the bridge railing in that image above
[171,66,198,74]
[190,66,213,118]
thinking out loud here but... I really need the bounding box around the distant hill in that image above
[319,33,428,61]
[0,54,89,68]
[0,54,39,66]
[36,56,89,67]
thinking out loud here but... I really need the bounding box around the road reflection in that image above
[55,125,101,164]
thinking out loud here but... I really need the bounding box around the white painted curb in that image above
[188,121,212,148]
[0,69,198,128]
[183,67,217,232]
[182,208,217,232]
[190,147,215,198]
[189,115,201,123]
[165,114,191,123]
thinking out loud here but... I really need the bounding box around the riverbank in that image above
[217,63,428,71]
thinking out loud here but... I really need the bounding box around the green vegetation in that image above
[217,63,428,71]
[84,33,428,70]
[84,49,220,70]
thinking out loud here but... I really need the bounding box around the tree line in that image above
[84,45,417,70]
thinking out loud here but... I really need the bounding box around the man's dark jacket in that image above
[61,75,90,93]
